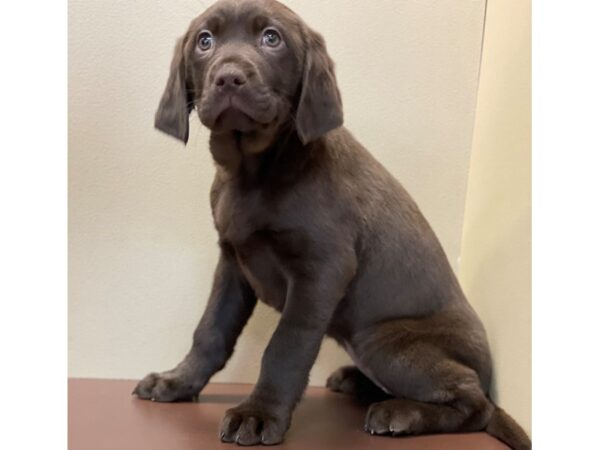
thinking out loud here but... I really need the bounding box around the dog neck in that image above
[209,124,318,187]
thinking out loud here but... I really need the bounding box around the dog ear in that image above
[295,29,344,145]
[155,36,192,144]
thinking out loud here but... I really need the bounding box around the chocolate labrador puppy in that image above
[133,1,531,449]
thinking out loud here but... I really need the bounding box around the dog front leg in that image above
[219,253,356,445]
[133,251,257,402]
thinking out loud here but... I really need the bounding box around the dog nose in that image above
[215,69,247,89]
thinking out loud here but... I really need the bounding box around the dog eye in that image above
[197,31,214,51]
[261,29,282,48]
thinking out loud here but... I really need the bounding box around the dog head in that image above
[154,0,343,153]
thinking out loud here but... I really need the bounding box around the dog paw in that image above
[326,365,363,394]
[364,399,420,436]
[220,401,289,446]
[132,370,201,402]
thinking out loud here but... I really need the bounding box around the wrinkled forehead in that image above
[190,0,304,45]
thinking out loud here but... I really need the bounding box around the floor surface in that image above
[68,379,510,450]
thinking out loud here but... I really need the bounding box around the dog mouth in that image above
[200,92,278,134]
[216,106,257,133]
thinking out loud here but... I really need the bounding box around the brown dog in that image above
[133,1,531,448]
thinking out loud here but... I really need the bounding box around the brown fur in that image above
[133,1,531,448]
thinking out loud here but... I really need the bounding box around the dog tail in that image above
[485,404,531,450]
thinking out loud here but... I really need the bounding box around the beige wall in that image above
[68,0,486,383]
[459,0,532,434]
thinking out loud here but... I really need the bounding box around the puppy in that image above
[133,1,531,449]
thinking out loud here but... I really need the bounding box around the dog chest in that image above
[212,182,291,311]
[212,181,267,245]
[235,238,289,313]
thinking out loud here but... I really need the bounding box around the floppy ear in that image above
[155,37,192,144]
[295,29,344,145]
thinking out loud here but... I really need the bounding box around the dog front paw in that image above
[220,400,290,446]
[132,370,202,402]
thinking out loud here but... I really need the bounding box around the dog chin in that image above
[212,107,259,133]
[200,93,280,134]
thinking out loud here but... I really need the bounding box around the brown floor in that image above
[68,379,510,450]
